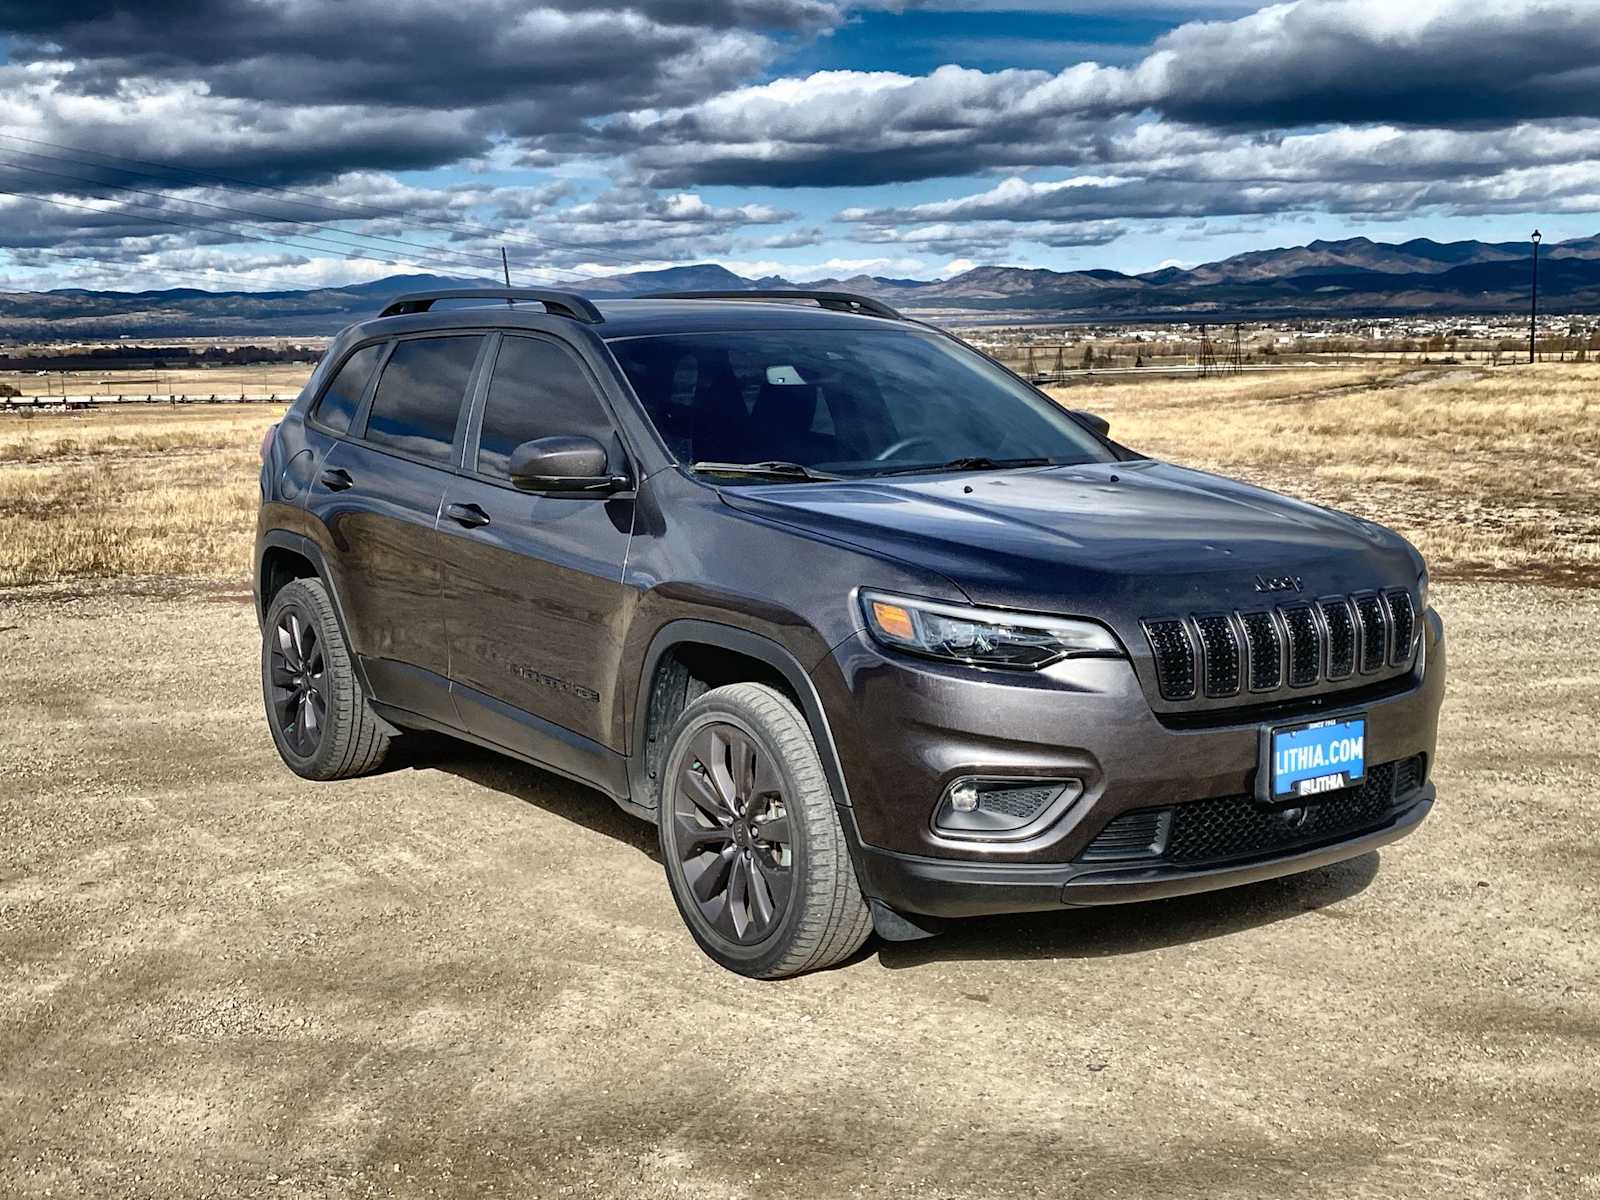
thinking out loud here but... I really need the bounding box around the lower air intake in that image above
[1078,756,1425,867]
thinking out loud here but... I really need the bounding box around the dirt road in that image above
[2,581,1596,1199]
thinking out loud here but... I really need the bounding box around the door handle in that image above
[445,502,491,529]
[319,467,354,492]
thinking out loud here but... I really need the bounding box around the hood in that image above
[719,460,1421,617]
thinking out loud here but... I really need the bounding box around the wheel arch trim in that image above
[255,530,387,722]
[629,619,856,816]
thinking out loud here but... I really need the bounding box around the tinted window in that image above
[364,336,483,462]
[606,328,1113,475]
[313,343,382,434]
[477,336,614,478]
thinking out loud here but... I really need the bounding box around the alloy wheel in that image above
[672,723,795,944]
[268,607,326,757]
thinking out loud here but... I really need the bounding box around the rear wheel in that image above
[261,577,391,780]
[658,683,871,978]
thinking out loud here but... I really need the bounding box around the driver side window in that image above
[477,336,616,479]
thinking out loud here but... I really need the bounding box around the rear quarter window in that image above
[363,335,483,462]
[312,343,383,434]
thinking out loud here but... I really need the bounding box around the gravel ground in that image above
[1,580,1596,1199]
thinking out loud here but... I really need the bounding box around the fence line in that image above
[2,393,289,412]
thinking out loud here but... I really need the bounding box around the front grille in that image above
[1142,588,1418,706]
[1078,756,1425,868]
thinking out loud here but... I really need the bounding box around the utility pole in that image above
[1197,324,1218,378]
[1530,228,1542,364]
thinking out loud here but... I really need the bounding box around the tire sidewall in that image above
[658,701,817,976]
[260,581,340,776]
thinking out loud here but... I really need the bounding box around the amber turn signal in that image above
[870,600,916,641]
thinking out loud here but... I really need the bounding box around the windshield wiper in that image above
[874,455,1053,477]
[690,460,844,482]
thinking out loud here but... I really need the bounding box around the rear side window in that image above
[477,336,615,478]
[313,343,383,434]
[364,336,483,462]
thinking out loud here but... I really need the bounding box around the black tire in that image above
[261,577,392,780]
[657,682,872,978]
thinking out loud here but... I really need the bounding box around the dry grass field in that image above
[1,361,1594,590]
[1050,362,1600,584]
[0,405,278,587]
[2,361,1597,1199]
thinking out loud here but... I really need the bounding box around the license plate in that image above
[1267,715,1366,801]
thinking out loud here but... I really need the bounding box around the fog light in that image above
[934,777,1084,842]
[949,780,980,813]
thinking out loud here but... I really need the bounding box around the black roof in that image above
[352,289,909,345]
[592,298,902,337]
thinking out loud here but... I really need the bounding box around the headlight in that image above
[1417,567,1431,614]
[860,591,1123,669]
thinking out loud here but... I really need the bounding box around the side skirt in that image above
[364,658,636,810]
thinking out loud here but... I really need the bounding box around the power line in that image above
[0,130,652,272]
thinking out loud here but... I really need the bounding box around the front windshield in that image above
[606,327,1114,477]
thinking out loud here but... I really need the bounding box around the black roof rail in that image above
[646,289,904,320]
[378,288,603,324]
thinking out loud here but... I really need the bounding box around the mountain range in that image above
[2,233,1587,339]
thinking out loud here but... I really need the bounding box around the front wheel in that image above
[657,683,872,978]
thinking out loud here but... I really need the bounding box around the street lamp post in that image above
[1530,229,1542,364]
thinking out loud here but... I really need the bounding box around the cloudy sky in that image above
[0,0,1595,291]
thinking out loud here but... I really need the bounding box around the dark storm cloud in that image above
[604,2,1600,190]
[0,0,835,110]
[1148,1,1600,128]
[838,120,1600,235]
[5,0,1600,281]
[0,0,841,186]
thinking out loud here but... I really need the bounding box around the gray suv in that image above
[255,288,1444,977]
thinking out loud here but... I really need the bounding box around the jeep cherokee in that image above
[255,287,1444,978]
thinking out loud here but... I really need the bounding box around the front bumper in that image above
[846,790,1432,918]
[813,609,1445,917]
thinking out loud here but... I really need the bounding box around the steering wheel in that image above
[872,435,942,463]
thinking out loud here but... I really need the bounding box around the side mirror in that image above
[508,435,631,494]
[1072,409,1110,437]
